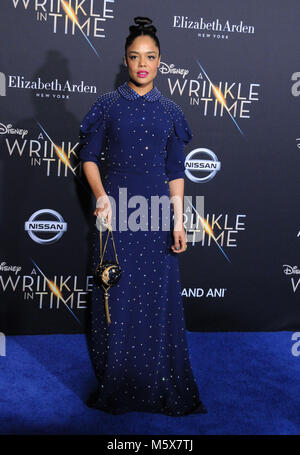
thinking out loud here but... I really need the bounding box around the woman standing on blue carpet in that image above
[78,16,207,416]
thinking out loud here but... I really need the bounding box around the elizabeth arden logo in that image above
[0,71,97,98]
[173,16,255,36]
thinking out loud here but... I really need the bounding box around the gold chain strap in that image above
[97,223,119,326]
[99,223,119,266]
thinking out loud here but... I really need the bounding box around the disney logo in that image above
[283,264,300,275]
[159,62,189,79]
[0,123,28,139]
[0,262,22,275]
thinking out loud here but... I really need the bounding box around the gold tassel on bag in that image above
[103,289,111,325]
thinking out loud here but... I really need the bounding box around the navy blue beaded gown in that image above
[78,81,206,416]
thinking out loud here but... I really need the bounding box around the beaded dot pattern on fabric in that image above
[77,81,205,416]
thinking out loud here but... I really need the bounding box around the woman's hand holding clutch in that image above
[94,193,112,229]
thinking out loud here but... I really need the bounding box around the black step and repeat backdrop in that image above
[1,0,300,334]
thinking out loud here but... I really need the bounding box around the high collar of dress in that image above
[117,81,162,102]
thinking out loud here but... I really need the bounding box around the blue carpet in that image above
[0,332,299,435]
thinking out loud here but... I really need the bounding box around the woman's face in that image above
[124,35,160,87]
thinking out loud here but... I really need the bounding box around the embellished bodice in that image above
[78,81,193,183]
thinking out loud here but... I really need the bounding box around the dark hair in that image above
[125,16,160,57]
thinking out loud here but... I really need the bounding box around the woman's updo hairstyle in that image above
[125,16,161,57]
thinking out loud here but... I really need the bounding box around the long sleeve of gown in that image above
[165,106,193,182]
[77,97,106,165]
